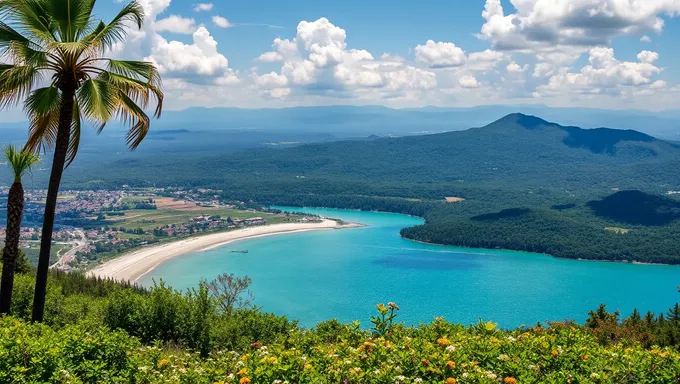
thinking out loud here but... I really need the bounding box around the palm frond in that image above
[4,144,40,183]
[6,40,49,67]
[23,86,61,154]
[99,69,163,118]
[77,78,117,125]
[0,64,41,107]
[2,0,58,45]
[117,92,150,150]
[85,1,144,53]
[47,0,96,42]
[66,97,81,166]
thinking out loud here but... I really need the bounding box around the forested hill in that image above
[61,113,680,263]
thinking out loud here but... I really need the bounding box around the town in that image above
[0,186,318,271]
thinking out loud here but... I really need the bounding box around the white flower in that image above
[446,345,456,353]
[462,373,469,378]
[414,378,423,383]
[394,376,407,383]
[227,374,235,379]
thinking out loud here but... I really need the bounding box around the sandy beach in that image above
[88,219,361,282]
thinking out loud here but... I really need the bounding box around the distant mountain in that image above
[44,104,680,140]
[70,113,680,196]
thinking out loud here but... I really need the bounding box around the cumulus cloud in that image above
[193,3,213,12]
[637,50,659,64]
[154,15,196,34]
[415,40,466,68]
[459,75,480,88]
[253,18,437,99]
[146,27,234,80]
[212,16,232,28]
[536,47,664,97]
[479,0,680,53]
[506,61,528,73]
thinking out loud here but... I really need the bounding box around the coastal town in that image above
[0,186,319,272]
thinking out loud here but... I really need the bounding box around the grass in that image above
[85,208,288,231]
[21,243,69,265]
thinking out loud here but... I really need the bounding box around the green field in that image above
[82,208,290,231]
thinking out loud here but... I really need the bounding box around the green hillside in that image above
[67,114,680,263]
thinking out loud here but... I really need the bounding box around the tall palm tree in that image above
[0,145,39,314]
[0,0,163,322]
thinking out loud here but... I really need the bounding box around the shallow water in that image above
[140,207,680,328]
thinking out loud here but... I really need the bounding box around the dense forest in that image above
[58,113,680,264]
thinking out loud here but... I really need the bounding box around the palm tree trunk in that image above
[0,181,24,314]
[31,86,74,323]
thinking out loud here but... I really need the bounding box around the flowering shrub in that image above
[2,306,680,383]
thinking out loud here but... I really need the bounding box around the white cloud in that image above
[459,75,480,88]
[506,61,528,73]
[146,27,232,79]
[536,47,664,97]
[193,3,213,12]
[637,50,659,64]
[415,40,466,68]
[479,0,680,53]
[641,35,652,42]
[252,18,437,100]
[212,16,232,28]
[154,15,196,34]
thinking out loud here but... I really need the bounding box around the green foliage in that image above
[0,248,31,275]
[3,312,680,383]
[370,302,400,337]
[103,280,216,355]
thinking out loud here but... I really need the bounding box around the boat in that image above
[230,250,249,254]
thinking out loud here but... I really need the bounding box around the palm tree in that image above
[1,145,39,314]
[0,0,163,322]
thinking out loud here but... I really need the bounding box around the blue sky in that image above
[5,0,680,122]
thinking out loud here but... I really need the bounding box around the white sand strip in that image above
[87,219,361,283]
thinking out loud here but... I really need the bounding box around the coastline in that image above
[87,219,363,283]
[402,236,678,267]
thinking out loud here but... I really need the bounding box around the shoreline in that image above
[402,236,678,267]
[87,220,363,283]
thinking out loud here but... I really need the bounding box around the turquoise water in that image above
[140,207,680,328]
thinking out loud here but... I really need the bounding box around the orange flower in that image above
[239,378,251,384]
[445,361,456,369]
[551,350,559,357]
[446,378,457,384]
[157,359,169,368]
[504,378,518,384]
[422,359,430,367]
[437,338,451,346]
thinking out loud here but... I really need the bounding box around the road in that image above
[50,229,88,270]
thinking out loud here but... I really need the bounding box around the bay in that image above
[139,206,680,328]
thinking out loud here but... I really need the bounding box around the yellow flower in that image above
[490,337,500,343]
[446,378,457,384]
[237,368,247,376]
[239,378,251,384]
[304,363,313,370]
[437,338,451,346]
[157,359,169,368]
[445,361,456,369]
[504,378,518,384]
